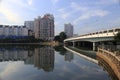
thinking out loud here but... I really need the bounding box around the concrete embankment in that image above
[97,53,120,80]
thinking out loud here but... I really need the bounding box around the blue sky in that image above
[0,0,120,35]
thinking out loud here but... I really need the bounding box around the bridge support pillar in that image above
[93,42,95,51]
[73,41,75,47]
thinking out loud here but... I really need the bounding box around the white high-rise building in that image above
[64,23,73,38]
[34,14,54,40]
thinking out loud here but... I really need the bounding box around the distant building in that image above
[34,14,54,40]
[4,25,9,36]
[0,25,28,37]
[28,30,34,36]
[64,23,73,38]
[0,25,4,36]
[21,26,28,36]
[13,26,19,36]
[24,21,34,31]
[9,26,14,36]
[73,34,78,37]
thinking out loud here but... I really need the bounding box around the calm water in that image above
[0,45,113,80]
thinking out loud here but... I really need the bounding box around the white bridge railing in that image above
[64,28,120,41]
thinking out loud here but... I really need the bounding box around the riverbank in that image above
[41,41,62,46]
[0,41,62,46]
[97,52,120,80]
[0,43,41,45]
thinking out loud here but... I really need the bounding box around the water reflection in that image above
[64,46,119,80]
[64,52,74,62]
[97,57,119,80]
[0,45,113,80]
[54,46,74,62]
[0,46,54,72]
[54,46,67,55]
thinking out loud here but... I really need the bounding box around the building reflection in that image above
[0,49,28,61]
[25,46,55,72]
[97,57,119,80]
[65,52,74,62]
[0,46,55,72]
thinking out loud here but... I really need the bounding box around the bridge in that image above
[64,28,120,51]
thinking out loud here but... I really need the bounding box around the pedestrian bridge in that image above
[64,28,120,50]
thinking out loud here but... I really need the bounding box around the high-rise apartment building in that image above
[34,14,54,41]
[64,23,73,38]
[24,21,34,31]
[34,16,41,39]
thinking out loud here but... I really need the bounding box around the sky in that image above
[0,0,120,35]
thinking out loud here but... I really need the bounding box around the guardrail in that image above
[98,48,120,72]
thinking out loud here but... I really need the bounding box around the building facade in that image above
[34,14,54,41]
[0,25,4,36]
[24,21,34,31]
[64,23,73,38]
[0,25,28,37]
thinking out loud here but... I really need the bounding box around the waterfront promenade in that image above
[97,48,120,80]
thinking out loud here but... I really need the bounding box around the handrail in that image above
[98,47,120,72]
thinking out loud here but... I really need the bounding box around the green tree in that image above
[59,32,67,42]
[54,35,60,42]
[114,32,120,41]
[54,32,67,42]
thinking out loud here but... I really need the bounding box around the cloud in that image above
[61,13,70,19]
[58,8,71,19]
[27,0,33,5]
[0,62,22,80]
[9,0,36,11]
[0,0,36,24]
[0,1,23,24]
[73,10,109,25]
[58,2,88,20]
[58,2,109,24]
[51,0,59,4]
[70,2,88,11]
[94,0,119,5]
[69,2,110,25]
